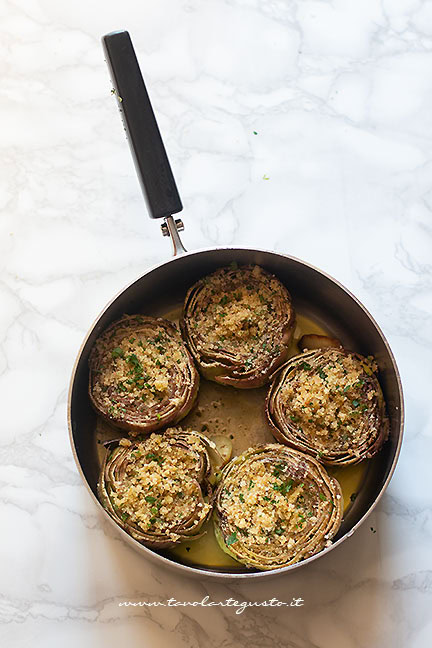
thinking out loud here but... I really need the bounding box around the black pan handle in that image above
[102,30,183,220]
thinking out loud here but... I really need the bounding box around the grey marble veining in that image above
[1,1,431,646]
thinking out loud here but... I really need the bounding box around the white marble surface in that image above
[1,0,431,646]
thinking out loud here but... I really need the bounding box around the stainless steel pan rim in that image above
[68,245,404,580]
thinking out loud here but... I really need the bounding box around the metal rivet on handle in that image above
[161,218,184,237]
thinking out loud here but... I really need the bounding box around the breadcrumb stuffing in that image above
[110,432,210,540]
[91,317,190,421]
[185,265,293,367]
[279,351,378,452]
[219,455,328,548]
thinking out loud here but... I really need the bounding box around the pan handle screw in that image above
[161,216,187,256]
[161,218,184,237]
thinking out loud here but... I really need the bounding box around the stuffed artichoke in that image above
[266,348,388,465]
[89,315,199,434]
[98,429,225,548]
[180,264,296,388]
[214,444,343,570]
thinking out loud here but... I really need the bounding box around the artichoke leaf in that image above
[213,443,343,570]
[89,314,199,435]
[97,428,221,549]
[180,264,296,389]
[266,347,389,466]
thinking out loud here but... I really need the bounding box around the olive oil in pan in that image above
[169,463,366,569]
[166,311,368,569]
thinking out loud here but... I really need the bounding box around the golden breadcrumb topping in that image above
[279,351,378,452]
[110,433,210,541]
[190,265,289,360]
[92,321,188,419]
[219,456,330,548]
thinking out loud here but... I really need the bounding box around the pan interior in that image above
[70,248,402,575]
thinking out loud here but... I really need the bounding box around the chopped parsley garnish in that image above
[273,479,293,495]
[111,347,124,359]
[296,512,306,529]
[226,532,238,546]
[127,353,141,367]
[319,493,327,501]
[146,452,164,465]
[272,462,286,477]
[145,495,156,504]
[263,496,276,504]
[274,527,285,535]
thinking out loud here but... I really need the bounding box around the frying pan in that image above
[68,30,404,580]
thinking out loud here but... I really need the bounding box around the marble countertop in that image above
[1,1,431,646]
